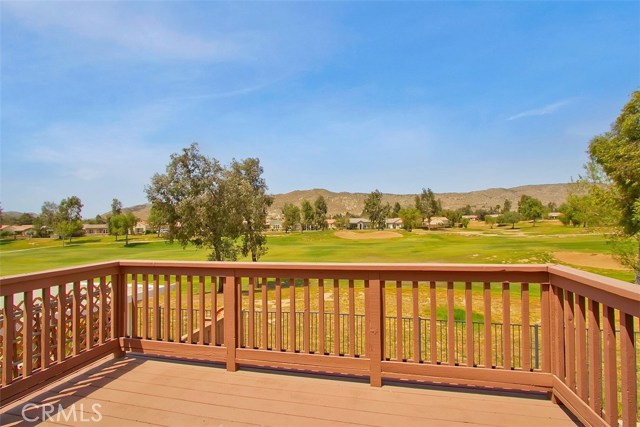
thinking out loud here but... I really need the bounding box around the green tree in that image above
[588,90,640,283]
[363,190,389,230]
[391,202,402,217]
[502,199,512,213]
[148,205,167,237]
[229,157,273,262]
[398,207,422,231]
[485,215,497,229]
[301,200,314,231]
[111,198,123,216]
[314,196,328,230]
[442,209,461,228]
[518,195,544,227]
[146,143,257,262]
[55,196,83,245]
[282,203,301,233]
[415,188,440,230]
[111,211,137,245]
[498,211,521,229]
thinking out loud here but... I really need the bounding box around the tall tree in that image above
[363,190,389,230]
[229,157,273,262]
[55,196,83,245]
[588,90,640,283]
[415,188,440,230]
[391,202,402,217]
[111,198,123,216]
[301,199,314,231]
[146,143,238,262]
[314,196,328,230]
[282,203,301,233]
[518,195,544,227]
[398,207,421,231]
[498,211,521,229]
[111,211,137,245]
[502,199,512,213]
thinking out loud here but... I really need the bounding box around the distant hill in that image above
[267,183,576,217]
[4,183,575,222]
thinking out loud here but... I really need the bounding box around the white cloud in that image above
[3,2,245,61]
[507,99,573,121]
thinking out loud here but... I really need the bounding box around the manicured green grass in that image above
[0,222,635,282]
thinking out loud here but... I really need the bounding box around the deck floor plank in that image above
[1,356,580,427]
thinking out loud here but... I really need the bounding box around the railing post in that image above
[224,274,238,372]
[540,282,551,373]
[365,273,383,387]
[619,312,637,427]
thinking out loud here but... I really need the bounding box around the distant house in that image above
[349,218,371,230]
[1,224,35,237]
[83,224,109,235]
[268,219,282,231]
[424,217,449,228]
[134,221,148,235]
[385,218,403,229]
[548,212,563,219]
[325,219,337,230]
[462,215,478,221]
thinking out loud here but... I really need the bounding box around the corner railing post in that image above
[224,274,238,372]
[365,273,382,387]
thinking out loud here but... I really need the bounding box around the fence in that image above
[1,261,638,427]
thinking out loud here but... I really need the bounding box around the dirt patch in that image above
[335,230,403,240]
[553,251,627,271]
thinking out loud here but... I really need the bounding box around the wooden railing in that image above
[0,261,638,427]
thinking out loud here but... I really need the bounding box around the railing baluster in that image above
[199,276,205,345]
[86,278,94,351]
[349,279,355,357]
[588,299,602,415]
[41,288,50,370]
[602,305,617,425]
[333,279,339,356]
[575,295,587,399]
[187,276,193,344]
[303,278,310,353]
[521,283,530,371]
[275,278,282,351]
[175,275,182,343]
[619,312,637,427]
[429,281,437,364]
[164,275,171,342]
[98,278,106,344]
[261,277,268,350]
[465,282,473,367]
[318,278,325,355]
[365,277,382,387]
[153,275,160,341]
[447,281,455,365]
[502,281,511,369]
[290,278,296,352]
[248,277,255,349]
[484,282,492,368]
[2,294,14,385]
[412,281,420,363]
[211,276,218,346]
[564,291,576,390]
[57,284,65,362]
[236,277,243,349]
[72,281,80,356]
[541,283,551,372]
[23,290,33,377]
[396,280,403,361]
[381,280,387,359]
[142,275,149,340]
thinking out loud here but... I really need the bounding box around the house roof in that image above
[3,225,34,232]
[349,218,370,224]
[385,218,403,224]
[83,224,108,229]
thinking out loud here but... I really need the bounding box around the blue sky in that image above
[1,1,638,217]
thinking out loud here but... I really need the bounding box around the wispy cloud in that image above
[507,99,573,121]
[3,2,245,61]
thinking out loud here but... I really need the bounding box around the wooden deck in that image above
[1,355,581,427]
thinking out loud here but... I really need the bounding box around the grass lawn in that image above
[0,221,635,282]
